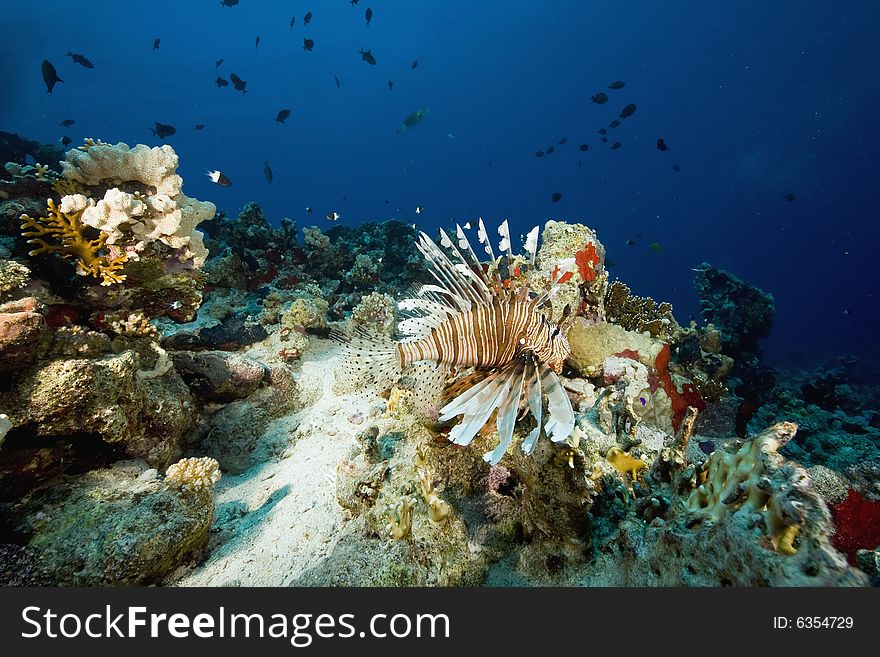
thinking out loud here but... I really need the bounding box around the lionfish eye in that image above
[551,327,560,338]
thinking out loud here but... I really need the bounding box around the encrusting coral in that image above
[603,280,676,340]
[20,198,127,285]
[686,422,803,554]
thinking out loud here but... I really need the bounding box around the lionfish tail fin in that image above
[336,327,402,391]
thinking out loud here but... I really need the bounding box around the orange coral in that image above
[575,243,599,282]
[20,199,127,286]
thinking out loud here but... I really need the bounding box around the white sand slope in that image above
[176,340,374,587]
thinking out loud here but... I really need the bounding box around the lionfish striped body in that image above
[340,219,576,464]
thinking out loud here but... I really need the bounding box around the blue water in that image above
[3,0,878,366]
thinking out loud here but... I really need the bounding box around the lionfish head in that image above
[521,314,571,372]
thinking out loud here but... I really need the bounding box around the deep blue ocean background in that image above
[2,0,878,368]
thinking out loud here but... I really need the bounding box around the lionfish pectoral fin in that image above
[483,362,527,465]
[443,371,511,447]
[541,366,575,443]
[521,361,543,455]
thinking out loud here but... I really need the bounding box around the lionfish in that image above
[340,219,577,465]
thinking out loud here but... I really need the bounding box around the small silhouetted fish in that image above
[303,11,312,25]
[66,52,94,68]
[610,141,621,150]
[657,138,669,151]
[842,308,852,316]
[591,92,608,104]
[351,0,359,4]
[415,206,424,214]
[598,128,607,135]
[558,137,567,145]
[672,164,681,172]
[60,119,75,127]
[303,38,314,51]
[626,239,635,246]
[534,150,544,157]
[365,7,373,25]
[153,38,160,51]
[396,108,428,133]
[230,73,247,93]
[263,161,273,184]
[255,36,260,49]
[207,170,231,186]
[195,124,205,130]
[216,76,229,87]
[215,58,223,68]
[41,60,63,93]
[608,119,620,128]
[306,206,313,213]
[601,137,608,143]
[608,80,625,90]
[649,242,664,253]
[220,0,239,6]
[276,109,291,123]
[411,59,418,69]
[545,146,555,154]
[551,192,562,203]
[359,49,376,65]
[579,144,589,151]
[388,80,393,91]
[619,103,637,118]
[151,122,176,138]
[783,193,796,202]
[327,212,341,222]
[60,136,72,146]
[289,16,295,28]
[334,75,341,88]
[605,258,616,269]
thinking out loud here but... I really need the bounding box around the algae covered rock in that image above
[567,320,663,376]
[9,467,213,585]
[0,349,195,465]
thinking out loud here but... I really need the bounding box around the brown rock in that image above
[0,308,46,371]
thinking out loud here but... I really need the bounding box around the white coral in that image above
[59,142,215,267]
[165,456,221,494]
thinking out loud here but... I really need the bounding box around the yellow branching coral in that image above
[20,198,127,286]
[384,497,417,540]
[418,467,451,525]
[607,446,647,481]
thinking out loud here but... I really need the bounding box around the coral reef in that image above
[0,147,873,593]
